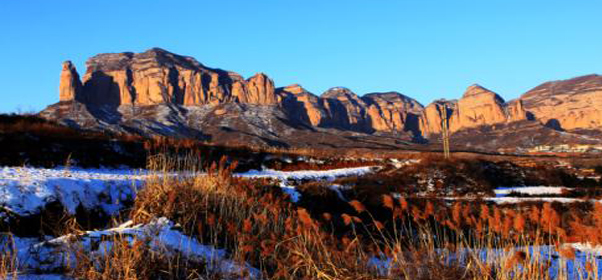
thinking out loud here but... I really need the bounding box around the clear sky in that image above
[1,0,601,113]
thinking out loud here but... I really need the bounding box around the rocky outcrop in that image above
[321,87,371,131]
[506,99,527,122]
[69,48,278,107]
[449,85,518,131]
[520,74,602,130]
[52,47,602,149]
[419,100,456,136]
[240,73,279,105]
[279,84,325,126]
[57,48,428,135]
[59,61,83,102]
[419,85,527,136]
[361,92,423,132]
[279,86,425,133]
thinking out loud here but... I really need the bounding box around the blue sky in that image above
[1,0,601,112]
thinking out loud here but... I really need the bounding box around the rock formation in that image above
[240,73,279,105]
[59,61,83,102]
[419,85,527,136]
[450,84,526,131]
[279,84,325,126]
[321,87,370,130]
[520,74,602,130]
[63,48,278,107]
[49,47,602,151]
[361,92,423,132]
[419,100,456,136]
[56,48,431,135]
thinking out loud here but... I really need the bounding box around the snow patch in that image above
[0,167,146,217]
[9,218,259,279]
[495,186,567,197]
[238,166,375,202]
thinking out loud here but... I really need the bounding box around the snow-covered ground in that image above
[487,196,589,204]
[489,186,602,204]
[0,165,377,279]
[388,158,421,168]
[495,186,567,197]
[238,166,375,181]
[3,217,259,279]
[0,166,377,220]
[0,167,147,218]
[238,166,375,202]
[418,186,601,204]
[2,165,602,279]
[369,244,602,279]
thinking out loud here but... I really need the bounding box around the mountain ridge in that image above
[43,48,602,152]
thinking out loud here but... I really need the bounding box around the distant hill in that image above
[41,48,602,153]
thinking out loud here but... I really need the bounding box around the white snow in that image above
[388,158,421,168]
[8,218,259,279]
[0,167,146,217]
[570,243,602,256]
[440,196,595,204]
[369,244,602,279]
[487,197,587,204]
[487,186,602,204]
[238,166,375,181]
[238,166,375,202]
[0,166,377,218]
[411,186,598,204]
[495,186,567,197]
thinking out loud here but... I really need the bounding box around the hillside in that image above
[41,48,602,153]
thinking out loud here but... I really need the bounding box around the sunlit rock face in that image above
[72,48,276,107]
[520,74,602,130]
[278,84,325,126]
[419,100,456,137]
[59,61,83,102]
[361,92,423,132]
[49,48,602,150]
[418,85,527,137]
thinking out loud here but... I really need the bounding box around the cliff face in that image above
[58,49,426,134]
[53,48,602,148]
[69,48,277,107]
[361,92,423,132]
[59,61,83,102]
[449,85,508,130]
[450,85,527,132]
[520,74,602,130]
[321,87,370,130]
[418,85,527,137]
[419,100,456,136]
[279,84,326,126]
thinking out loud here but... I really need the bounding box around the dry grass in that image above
[124,155,602,278]
[4,153,602,279]
[71,235,219,280]
[0,234,18,280]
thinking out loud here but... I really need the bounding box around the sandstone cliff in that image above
[419,100,456,136]
[59,61,83,102]
[52,47,602,150]
[278,86,424,133]
[520,74,602,130]
[419,85,527,137]
[361,92,423,133]
[321,87,371,131]
[58,48,427,135]
[240,73,279,105]
[279,84,326,126]
[64,48,278,107]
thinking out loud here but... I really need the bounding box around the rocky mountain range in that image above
[41,48,602,153]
